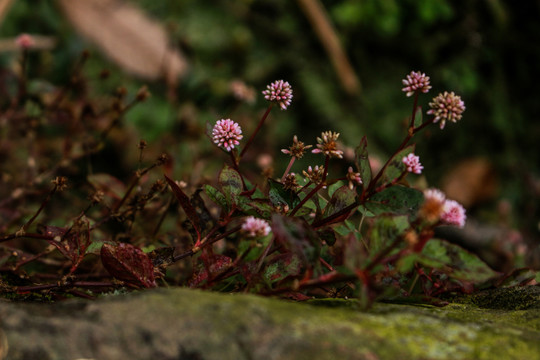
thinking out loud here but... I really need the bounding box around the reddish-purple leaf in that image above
[87,173,126,201]
[101,243,156,288]
[37,224,68,239]
[41,220,91,273]
[188,254,233,288]
[164,174,201,241]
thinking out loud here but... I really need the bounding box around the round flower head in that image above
[241,216,271,238]
[212,119,243,152]
[262,80,293,110]
[312,131,344,159]
[402,71,431,97]
[441,199,467,228]
[427,91,466,129]
[15,33,35,49]
[402,153,423,174]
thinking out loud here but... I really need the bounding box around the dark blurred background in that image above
[1,0,539,270]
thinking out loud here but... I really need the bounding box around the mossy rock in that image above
[0,286,539,360]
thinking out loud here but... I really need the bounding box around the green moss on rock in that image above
[1,287,539,359]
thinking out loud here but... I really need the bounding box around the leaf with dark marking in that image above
[188,254,233,288]
[355,136,372,188]
[218,165,243,207]
[101,242,156,288]
[324,185,357,220]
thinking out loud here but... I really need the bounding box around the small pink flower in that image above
[15,33,35,49]
[424,188,446,204]
[427,91,466,129]
[441,199,467,228]
[346,166,362,190]
[402,71,431,97]
[262,80,293,110]
[402,153,423,174]
[212,119,243,152]
[241,216,271,237]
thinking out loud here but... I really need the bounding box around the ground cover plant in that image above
[0,35,537,305]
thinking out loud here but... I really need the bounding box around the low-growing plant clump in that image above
[1,35,535,305]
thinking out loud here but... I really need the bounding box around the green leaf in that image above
[218,165,243,206]
[413,105,423,128]
[328,180,346,198]
[238,235,272,262]
[268,179,300,209]
[271,214,321,266]
[237,198,273,219]
[368,215,409,254]
[324,185,357,218]
[203,184,228,209]
[263,253,303,285]
[419,239,498,283]
[377,144,415,186]
[396,253,419,274]
[360,185,423,216]
[355,136,372,188]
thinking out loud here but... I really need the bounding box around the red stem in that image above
[290,156,330,216]
[240,104,273,159]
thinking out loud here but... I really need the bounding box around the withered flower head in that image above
[303,165,326,185]
[282,173,300,191]
[52,176,68,191]
[418,188,446,224]
[312,131,343,159]
[281,135,312,159]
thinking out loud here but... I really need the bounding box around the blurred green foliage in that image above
[1,0,539,239]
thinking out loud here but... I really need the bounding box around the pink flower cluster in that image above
[241,216,271,237]
[423,188,467,228]
[402,153,423,174]
[212,119,243,152]
[441,200,467,228]
[262,80,293,110]
[402,71,431,97]
[427,91,466,129]
[15,33,35,49]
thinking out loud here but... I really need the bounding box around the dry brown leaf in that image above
[58,0,188,85]
[442,157,498,208]
[0,0,15,24]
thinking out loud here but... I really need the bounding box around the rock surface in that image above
[1,286,540,360]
